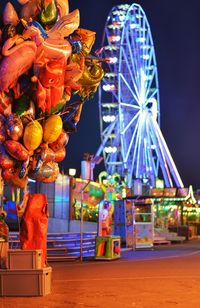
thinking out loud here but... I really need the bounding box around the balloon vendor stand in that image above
[95,200,121,260]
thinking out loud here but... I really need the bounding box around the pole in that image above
[80,180,91,262]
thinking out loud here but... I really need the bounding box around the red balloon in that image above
[5,140,29,161]
[2,168,28,188]
[37,144,56,163]
[54,146,66,162]
[0,154,16,169]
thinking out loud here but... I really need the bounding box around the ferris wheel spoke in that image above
[146,87,158,101]
[101,118,117,137]
[145,119,158,177]
[120,47,140,98]
[135,116,147,177]
[129,113,144,177]
[151,117,184,188]
[124,118,140,162]
[124,33,141,91]
[128,32,142,87]
[147,115,174,187]
[121,110,140,135]
[120,102,140,110]
[119,73,139,104]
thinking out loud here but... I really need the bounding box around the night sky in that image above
[1,0,200,189]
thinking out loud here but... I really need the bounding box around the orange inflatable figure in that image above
[20,194,48,266]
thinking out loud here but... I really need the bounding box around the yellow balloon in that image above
[43,115,63,144]
[23,120,43,151]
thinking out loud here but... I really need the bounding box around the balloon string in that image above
[35,101,82,122]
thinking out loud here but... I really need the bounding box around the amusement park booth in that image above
[114,197,154,249]
[150,186,198,241]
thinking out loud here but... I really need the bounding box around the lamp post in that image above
[80,180,90,262]
[68,168,76,232]
[79,153,103,262]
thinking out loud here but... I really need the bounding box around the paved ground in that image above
[1,239,200,308]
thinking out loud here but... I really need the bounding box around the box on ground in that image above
[95,236,121,260]
[8,249,43,269]
[0,266,52,297]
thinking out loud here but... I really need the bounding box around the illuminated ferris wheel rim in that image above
[97,3,183,188]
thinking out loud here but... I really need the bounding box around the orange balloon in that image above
[49,129,69,152]
[54,146,66,162]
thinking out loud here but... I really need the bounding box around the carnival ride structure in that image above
[96,3,183,189]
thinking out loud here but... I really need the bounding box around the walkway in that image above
[0,239,200,308]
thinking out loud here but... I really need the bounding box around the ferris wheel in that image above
[96,3,183,188]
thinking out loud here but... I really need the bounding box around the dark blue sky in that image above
[1,1,200,188]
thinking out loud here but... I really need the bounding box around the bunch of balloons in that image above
[0,0,104,188]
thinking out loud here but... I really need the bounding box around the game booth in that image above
[70,177,121,260]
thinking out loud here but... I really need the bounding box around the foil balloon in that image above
[39,162,60,183]
[0,91,12,114]
[3,2,19,26]
[23,120,43,152]
[29,161,59,183]
[0,128,7,143]
[0,114,7,142]
[6,114,23,141]
[74,28,96,54]
[39,0,58,26]
[54,146,66,162]
[55,0,69,17]
[0,114,6,128]
[2,168,28,188]
[49,129,69,152]
[19,0,40,20]
[78,60,104,98]
[35,60,65,113]
[0,37,37,93]
[0,145,16,169]
[43,115,63,143]
[17,0,29,4]
[33,145,55,171]
[5,140,29,161]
